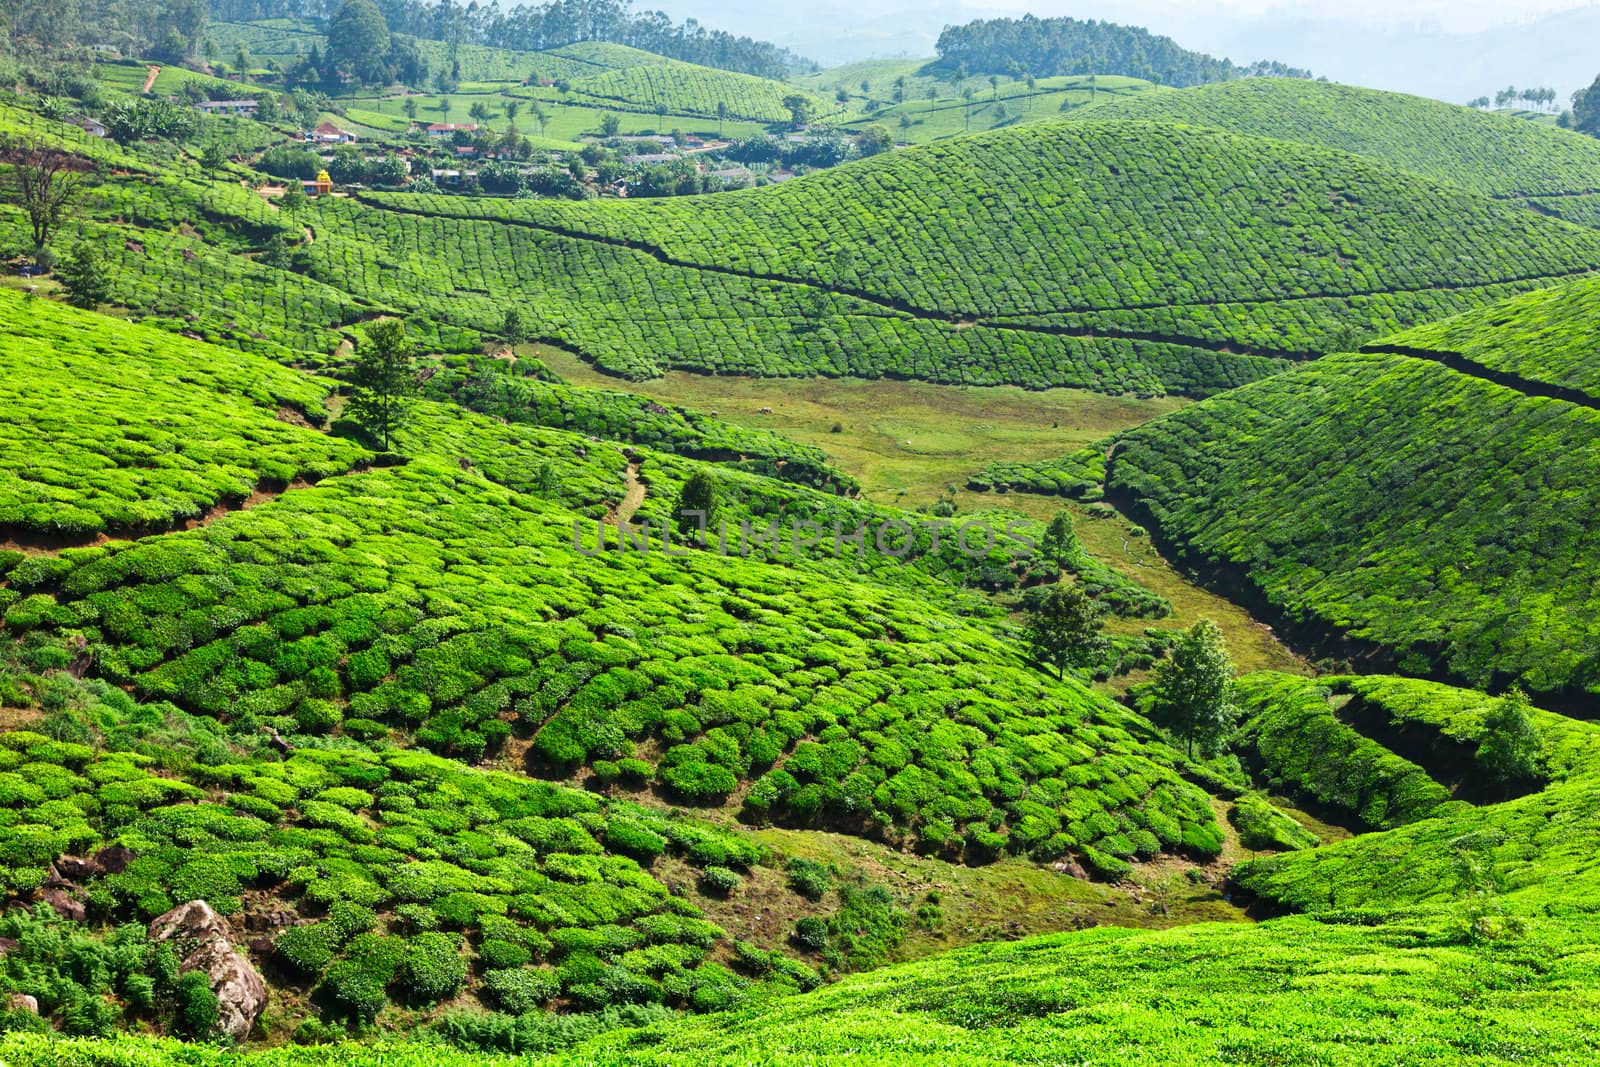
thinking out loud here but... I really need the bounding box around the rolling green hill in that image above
[539,57,833,124]
[9,671,1600,1064]
[1106,275,1600,703]
[0,288,1228,1039]
[1074,79,1600,227]
[350,120,1600,394]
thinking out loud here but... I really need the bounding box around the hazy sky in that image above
[935,0,1589,33]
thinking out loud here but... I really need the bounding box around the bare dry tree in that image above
[0,137,94,252]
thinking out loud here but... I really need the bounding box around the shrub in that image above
[786,858,832,901]
[792,916,828,952]
[481,967,559,1014]
[479,939,533,970]
[277,923,337,976]
[400,932,467,1004]
[698,865,740,895]
[174,971,220,1039]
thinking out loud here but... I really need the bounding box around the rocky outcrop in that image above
[4,992,38,1014]
[149,901,267,1041]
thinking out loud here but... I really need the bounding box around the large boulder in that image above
[149,901,267,1041]
[4,992,38,1014]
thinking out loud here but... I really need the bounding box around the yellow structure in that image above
[311,169,332,196]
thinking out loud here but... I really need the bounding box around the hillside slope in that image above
[349,121,1600,394]
[13,672,1600,1063]
[0,290,1232,1037]
[1106,276,1600,703]
[1074,79,1600,226]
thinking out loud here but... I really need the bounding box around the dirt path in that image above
[611,462,646,525]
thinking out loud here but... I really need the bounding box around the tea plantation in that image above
[1075,78,1600,210]
[1106,286,1600,703]
[356,121,1600,390]
[12,25,1600,1066]
[0,291,362,540]
[0,294,1230,1043]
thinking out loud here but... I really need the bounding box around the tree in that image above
[329,0,392,85]
[962,88,976,130]
[469,101,490,123]
[200,141,227,175]
[505,100,521,122]
[1478,688,1544,788]
[57,242,112,309]
[782,93,815,130]
[1573,74,1600,136]
[716,100,729,136]
[676,471,719,539]
[1,139,91,253]
[346,319,418,451]
[439,96,452,119]
[1025,582,1107,681]
[857,124,892,156]
[403,97,418,121]
[1038,512,1082,572]
[600,112,621,137]
[1148,619,1236,757]
[501,306,530,343]
[261,232,293,270]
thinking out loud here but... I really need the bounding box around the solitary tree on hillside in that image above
[1478,688,1545,790]
[1,138,92,255]
[439,96,453,119]
[782,93,815,130]
[600,112,621,137]
[676,471,719,541]
[501,306,530,343]
[57,241,112,309]
[962,87,976,130]
[403,97,418,121]
[1149,619,1237,757]
[1026,582,1108,681]
[505,100,521,122]
[347,318,419,451]
[1038,512,1082,573]
[716,101,729,136]
[200,141,227,176]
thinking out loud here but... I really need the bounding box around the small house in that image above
[312,122,355,144]
[197,100,259,117]
[425,123,479,138]
[71,117,107,138]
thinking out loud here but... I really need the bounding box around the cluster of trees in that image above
[212,0,811,79]
[1569,74,1600,136]
[0,0,207,60]
[1026,576,1235,757]
[1467,86,1559,112]
[934,15,1311,87]
[276,1,428,88]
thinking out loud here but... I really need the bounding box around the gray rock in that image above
[92,844,137,874]
[3,993,38,1014]
[40,886,85,922]
[149,901,267,1042]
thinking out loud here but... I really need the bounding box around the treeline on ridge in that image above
[208,0,812,79]
[934,14,1312,86]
